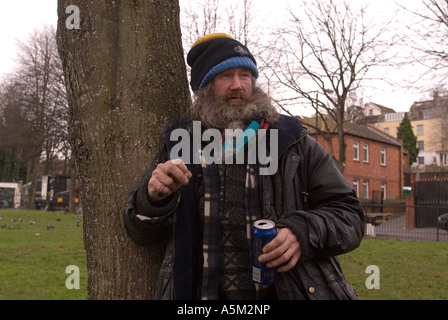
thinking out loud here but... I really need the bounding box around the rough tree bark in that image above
[56,0,190,299]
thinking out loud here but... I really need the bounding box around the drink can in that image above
[251,219,277,286]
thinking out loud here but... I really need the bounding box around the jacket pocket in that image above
[319,256,358,300]
[275,258,357,300]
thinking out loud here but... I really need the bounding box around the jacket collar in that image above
[274,114,307,158]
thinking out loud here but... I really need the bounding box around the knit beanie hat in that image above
[187,33,259,92]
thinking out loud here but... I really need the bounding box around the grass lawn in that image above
[0,209,87,300]
[339,237,448,300]
[1,209,447,300]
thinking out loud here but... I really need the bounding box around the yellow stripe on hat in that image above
[191,33,234,48]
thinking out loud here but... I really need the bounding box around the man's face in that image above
[211,68,253,107]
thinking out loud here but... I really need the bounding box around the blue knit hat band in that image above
[187,33,258,91]
[199,56,259,90]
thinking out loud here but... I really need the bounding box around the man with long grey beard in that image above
[123,33,365,300]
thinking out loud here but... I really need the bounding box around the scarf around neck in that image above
[199,119,269,300]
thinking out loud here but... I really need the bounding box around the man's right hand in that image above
[147,159,192,201]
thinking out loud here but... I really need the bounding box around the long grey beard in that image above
[197,96,276,131]
[205,102,260,130]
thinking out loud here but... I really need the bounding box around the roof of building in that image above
[411,97,448,110]
[346,122,402,147]
[301,116,402,147]
[365,102,396,114]
[409,92,448,120]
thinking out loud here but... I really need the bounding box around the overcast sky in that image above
[0,0,442,115]
[0,1,57,76]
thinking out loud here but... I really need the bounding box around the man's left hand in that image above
[257,228,301,272]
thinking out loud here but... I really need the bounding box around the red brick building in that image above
[303,119,408,200]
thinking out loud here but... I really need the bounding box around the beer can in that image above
[251,219,277,286]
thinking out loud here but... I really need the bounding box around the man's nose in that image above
[229,75,242,90]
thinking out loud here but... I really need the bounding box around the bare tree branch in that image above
[263,0,394,172]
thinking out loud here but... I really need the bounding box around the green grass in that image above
[1,209,447,300]
[0,209,87,300]
[339,238,448,300]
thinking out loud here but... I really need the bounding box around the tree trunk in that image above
[56,0,190,299]
[69,155,77,213]
[26,156,39,210]
[337,102,346,174]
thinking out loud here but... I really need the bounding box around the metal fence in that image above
[363,204,448,242]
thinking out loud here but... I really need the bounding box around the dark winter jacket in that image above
[123,114,365,300]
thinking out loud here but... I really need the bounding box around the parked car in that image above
[437,213,448,232]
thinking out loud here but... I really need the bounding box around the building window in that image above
[440,153,448,166]
[381,148,386,166]
[353,179,359,196]
[417,124,424,135]
[363,144,369,163]
[417,141,424,151]
[381,182,387,200]
[384,127,390,135]
[418,157,424,165]
[353,142,359,161]
[363,180,369,198]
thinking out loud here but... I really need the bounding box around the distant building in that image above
[375,91,448,167]
[302,117,407,200]
[355,102,397,124]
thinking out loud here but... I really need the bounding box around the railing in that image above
[362,204,448,242]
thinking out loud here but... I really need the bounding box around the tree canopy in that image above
[397,115,419,166]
